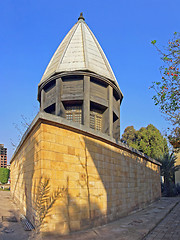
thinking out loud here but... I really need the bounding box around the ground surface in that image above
[0,191,30,240]
[0,191,179,240]
[143,200,180,240]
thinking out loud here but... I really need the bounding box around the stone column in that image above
[117,98,120,134]
[40,89,45,111]
[83,75,90,127]
[56,78,62,116]
[108,85,113,137]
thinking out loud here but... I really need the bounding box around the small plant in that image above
[159,152,180,196]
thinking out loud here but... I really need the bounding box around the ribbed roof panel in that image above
[39,17,121,93]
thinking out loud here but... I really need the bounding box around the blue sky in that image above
[0,0,180,163]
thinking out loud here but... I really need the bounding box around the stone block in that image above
[43,132,56,142]
[68,146,75,155]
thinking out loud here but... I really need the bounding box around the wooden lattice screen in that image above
[66,105,82,124]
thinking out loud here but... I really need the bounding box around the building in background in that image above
[0,144,7,168]
[170,140,180,184]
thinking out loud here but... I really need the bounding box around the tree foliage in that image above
[158,152,180,196]
[121,126,138,149]
[121,124,169,160]
[151,32,180,144]
[168,126,180,150]
[0,168,10,184]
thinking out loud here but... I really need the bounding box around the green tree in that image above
[158,152,180,196]
[121,126,138,149]
[0,168,10,184]
[121,124,169,160]
[151,32,180,144]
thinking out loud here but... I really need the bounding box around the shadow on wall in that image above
[46,175,102,235]
[33,177,66,233]
[46,134,160,236]
[11,123,160,236]
[76,139,103,222]
[82,136,160,220]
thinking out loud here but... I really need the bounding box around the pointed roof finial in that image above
[78,12,85,21]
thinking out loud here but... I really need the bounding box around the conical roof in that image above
[39,13,121,92]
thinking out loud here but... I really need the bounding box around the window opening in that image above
[66,105,82,124]
[90,109,102,131]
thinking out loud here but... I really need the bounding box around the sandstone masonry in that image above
[10,112,161,235]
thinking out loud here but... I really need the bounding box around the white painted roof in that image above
[39,15,120,91]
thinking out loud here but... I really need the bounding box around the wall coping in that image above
[10,111,161,166]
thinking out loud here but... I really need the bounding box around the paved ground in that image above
[0,191,31,240]
[0,191,179,240]
[143,201,180,240]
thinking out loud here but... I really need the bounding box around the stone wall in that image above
[10,112,161,235]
